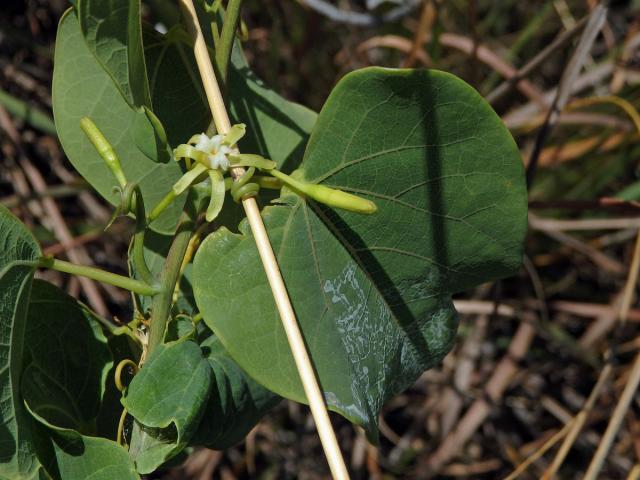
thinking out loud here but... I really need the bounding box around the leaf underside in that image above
[193,68,527,439]
[0,204,48,479]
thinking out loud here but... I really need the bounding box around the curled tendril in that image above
[114,359,139,392]
[116,407,129,447]
[229,167,260,203]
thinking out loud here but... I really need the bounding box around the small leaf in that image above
[193,68,527,439]
[123,340,212,473]
[53,10,184,234]
[0,205,52,479]
[77,0,152,108]
[191,334,281,449]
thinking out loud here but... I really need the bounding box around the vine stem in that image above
[178,1,350,478]
[215,0,241,81]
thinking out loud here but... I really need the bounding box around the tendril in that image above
[114,359,139,392]
[116,407,129,448]
[230,167,260,203]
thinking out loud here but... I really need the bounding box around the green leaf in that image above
[47,432,139,480]
[191,334,281,449]
[0,205,51,479]
[143,29,317,169]
[193,68,527,439]
[77,0,152,108]
[19,280,137,479]
[21,280,113,435]
[53,10,184,234]
[122,340,212,473]
[25,405,139,480]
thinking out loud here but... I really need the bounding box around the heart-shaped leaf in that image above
[53,10,184,233]
[190,334,281,449]
[193,68,527,439]
[0,205,52,479]
[123,340,212,473]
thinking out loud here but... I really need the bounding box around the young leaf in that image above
[193,68,527,439]
[0,205,51,479]
[77,0,152,109]
[53,10,184,234]
[122,340,212,473]
[190,334,281,449]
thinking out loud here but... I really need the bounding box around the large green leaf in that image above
[20,280,137,479]
[193,68,527,439]
[53,10,184,234]
[122,340,212,473]
[191,334,281,449]
[21,280,112,435]
[77,0,151,108]
[0,205,50,479]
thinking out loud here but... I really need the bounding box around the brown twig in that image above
[0,104,108,315]
[356,33,545,105]
[525,3,607,187]
[487,14,590,104]
[402,0,434,68]
[425,320,537,475]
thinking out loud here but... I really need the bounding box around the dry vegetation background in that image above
[2,0,640,478]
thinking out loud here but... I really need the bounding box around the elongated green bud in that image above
[80,117,127,188]
[270,170,377,214]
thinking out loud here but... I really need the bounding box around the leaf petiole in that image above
[37,257,160,297]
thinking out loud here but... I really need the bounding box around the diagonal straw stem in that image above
[177,1,350,478]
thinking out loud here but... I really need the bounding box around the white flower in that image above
[194,133,231,171]
[208,146,231,170]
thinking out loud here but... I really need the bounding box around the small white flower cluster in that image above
[194,133,232,171]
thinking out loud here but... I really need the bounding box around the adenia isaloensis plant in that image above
[0,1,527,478]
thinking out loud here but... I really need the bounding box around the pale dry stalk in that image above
[178,1,349,478]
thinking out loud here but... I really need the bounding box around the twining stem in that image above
[146,215,195,354]
[38,257,158,296]
[215,0,242,82]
